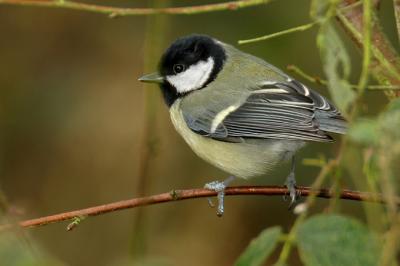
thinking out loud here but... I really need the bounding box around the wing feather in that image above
[183,79,346,142]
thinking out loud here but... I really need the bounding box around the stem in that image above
[238,22,316,44]
[276,137,350,264]
[357,0,372,95]
[286,64,400,90]
[0,0,272,17]
[131,0,170,257]
[0,185,394,231]
[276,159,339,264]
[394,0,400,45]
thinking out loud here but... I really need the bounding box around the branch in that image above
[357,0,372,95]
[0,0,271,17]
[394,0,400,45]
[238,22,316,44]
[286,64,400,90]
[1,185,395,231]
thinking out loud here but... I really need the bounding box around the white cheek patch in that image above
[166,57,214,94]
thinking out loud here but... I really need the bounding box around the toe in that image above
[207,198,215,208]
[204,181,226,192]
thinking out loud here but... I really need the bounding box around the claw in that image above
[204,176,235,216]
[282,191,289,201]
[207,198,215,208]
[284,155,300,209]
[204,181,226,216]
[285,172,299,209]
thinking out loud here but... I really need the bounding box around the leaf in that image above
[317,21,356,115]
[235,226,282,266]
[348,119,379,145]
[296,214,381,266]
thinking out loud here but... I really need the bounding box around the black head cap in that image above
[158,34,226,106]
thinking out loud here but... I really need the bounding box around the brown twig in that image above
[0,0,271,17]
[1,185,393,231]
[394,0,400,45]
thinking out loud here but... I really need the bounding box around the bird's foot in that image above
[284,172,300,209]
[204,176,235,217]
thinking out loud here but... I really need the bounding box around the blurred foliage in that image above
[296,214,381,266]
[349,98,400,146]
[318,21,356,116]
[0,227,64,266]
[235,226,281,266]
[0,0,399,266]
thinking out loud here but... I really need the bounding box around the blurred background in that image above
[0,0,398,265]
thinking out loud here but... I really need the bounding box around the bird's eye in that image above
[173,64,185,74]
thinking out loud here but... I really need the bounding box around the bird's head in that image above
[139,34,226,106]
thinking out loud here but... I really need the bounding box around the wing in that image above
[183,79,346,143]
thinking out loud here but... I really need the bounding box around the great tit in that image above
[139,34,346,216]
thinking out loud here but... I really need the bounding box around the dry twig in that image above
[0,185,394,231]
[0,0,271,17]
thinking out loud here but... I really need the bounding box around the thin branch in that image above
[394,0,400,45]
[0,0,271,17]
[131,2,170,255]
[238,0,378,45]
[238,22,316,45]
[286,64,400,90]
[0,185,395,231]
[276,157,340,264]
[357,0,372,95]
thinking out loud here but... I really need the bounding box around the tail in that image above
[316,114,348,134]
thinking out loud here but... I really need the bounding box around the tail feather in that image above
[316,114,347,135]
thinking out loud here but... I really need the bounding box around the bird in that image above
[139,34,347,216]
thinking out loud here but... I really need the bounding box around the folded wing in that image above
[183,79,347,143]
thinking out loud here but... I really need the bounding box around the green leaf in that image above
[317,21,356,115]
[235,226,282,266]
[296,214,381,266]
[348,119,379,145]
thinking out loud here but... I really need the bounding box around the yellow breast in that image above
[169,99,295,179]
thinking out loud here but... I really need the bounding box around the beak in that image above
[138,72,164,84]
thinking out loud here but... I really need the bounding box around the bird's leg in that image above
[284,155,298,208]
[204,176,236,217]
